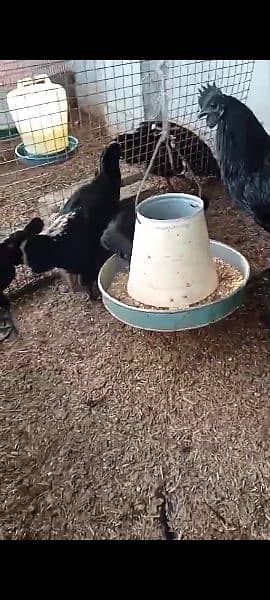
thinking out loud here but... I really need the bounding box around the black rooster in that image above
[198,83,270,328]
[198,83,270,233]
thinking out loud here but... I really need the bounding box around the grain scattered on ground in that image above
[1,176,270,540]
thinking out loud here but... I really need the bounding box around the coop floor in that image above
[1,181,270,540]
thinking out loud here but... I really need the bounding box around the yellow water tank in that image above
[7,74,69,155]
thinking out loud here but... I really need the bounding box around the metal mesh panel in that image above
[116,60,255,178]
[0,59,255,294]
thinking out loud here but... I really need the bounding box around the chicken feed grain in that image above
[108,258,245,310]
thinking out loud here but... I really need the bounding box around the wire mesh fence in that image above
[0,59,255,294]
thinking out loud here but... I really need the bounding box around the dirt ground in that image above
[1,179,270,540]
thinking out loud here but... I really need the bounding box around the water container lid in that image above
[7,74,65,98]
[16,74,51,89]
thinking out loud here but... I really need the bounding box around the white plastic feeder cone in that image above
[127,193,219,309]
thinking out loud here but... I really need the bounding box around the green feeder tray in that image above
[98,240,250,332]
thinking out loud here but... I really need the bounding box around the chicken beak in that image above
[198,110,207,119]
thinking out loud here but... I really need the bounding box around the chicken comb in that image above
[198,82,223,108]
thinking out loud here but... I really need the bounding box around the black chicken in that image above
[55,139,122,295]
[17,141,121,299]
[198,83,270,327]
[198,83,270,233]
[116,120,220,182]
[100,198,136,263]
[61,141,121,220]
[101,194,210,264]
[0,141,121,340]
[0,218,43,341]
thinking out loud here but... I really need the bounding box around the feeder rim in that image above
[98,239,250,314]
[103,305,244,333]
[136,192,205,224]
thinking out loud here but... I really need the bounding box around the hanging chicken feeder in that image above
[127,194,218,308]
[98,194,250,331]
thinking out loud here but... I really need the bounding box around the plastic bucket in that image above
[127,193,218,308]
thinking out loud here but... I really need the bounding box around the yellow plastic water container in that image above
[7,74,69,155]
